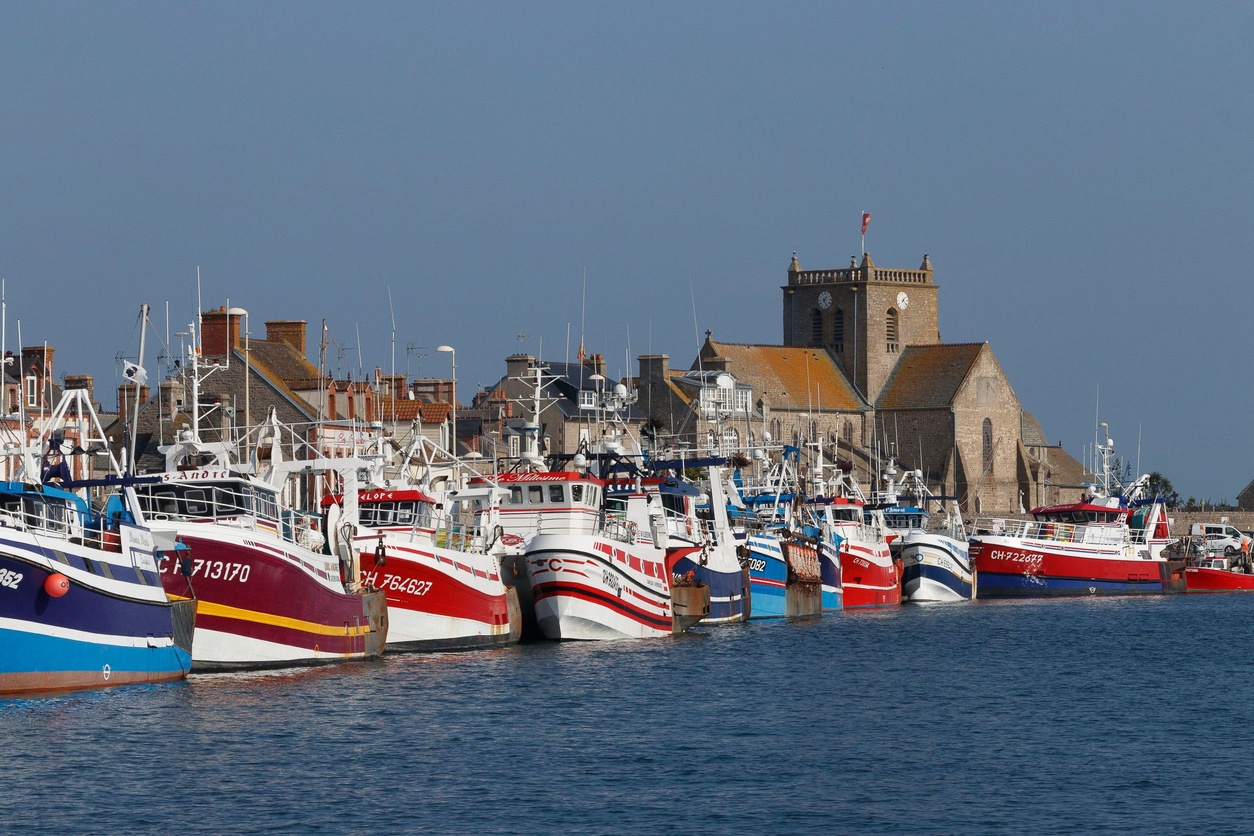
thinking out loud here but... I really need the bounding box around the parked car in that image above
[1190,523,1252,556]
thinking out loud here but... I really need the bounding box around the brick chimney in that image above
[64,374,94,406]
[118,382,150,416]
[201,307,244,356]
[265,320,307,356]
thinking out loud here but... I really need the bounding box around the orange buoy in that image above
[44,573,70,597]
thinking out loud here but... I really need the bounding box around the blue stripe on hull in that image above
[674,557,749,623]
[0,626,191,682]
[749,582,787,618]
[903,563,973,600]
[978,571,1168,598]
[821,585,843,611]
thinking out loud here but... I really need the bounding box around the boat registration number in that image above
[362,571,433,597]
[0,568,22,590]
[988,549,1043,563]
[159,556,252,583]
[746,558,767,574]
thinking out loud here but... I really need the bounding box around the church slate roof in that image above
[1021,410,1049,447]
[701,340,870,411]
[243,340,322,383]
[875,343,985,409]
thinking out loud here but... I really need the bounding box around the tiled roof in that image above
[376,398,423,422]
[701,340,868,411]
[420,402,451,423]
[875,343,985,409]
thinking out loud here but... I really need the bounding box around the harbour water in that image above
[3,594,1251,834]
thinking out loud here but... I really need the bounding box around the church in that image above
[637,252,1086,514]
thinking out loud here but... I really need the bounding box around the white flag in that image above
[123,361,148,386]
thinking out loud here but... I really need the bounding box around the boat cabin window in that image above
[605,497,627,515]
[528,486,544,504]
[660,493,686,516]
[549,484,565,503]
[508,487,523,505]
[571,484,583,503]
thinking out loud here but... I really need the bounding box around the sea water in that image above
[2,594,1251,834]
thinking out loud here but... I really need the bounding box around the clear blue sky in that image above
[2,2,1251,502]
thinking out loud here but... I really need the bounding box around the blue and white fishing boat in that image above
[728,448,821,618]
[0,388,195,695]
[877,463,972,603]
[661,461,751,624]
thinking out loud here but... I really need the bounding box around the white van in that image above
[1190,523,1251,556]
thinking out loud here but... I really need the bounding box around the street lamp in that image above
[228,307,249,460]
[437,345,456,454]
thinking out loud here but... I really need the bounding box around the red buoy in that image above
[44,573,70,597]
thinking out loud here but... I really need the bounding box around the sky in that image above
[1,2,1252,502]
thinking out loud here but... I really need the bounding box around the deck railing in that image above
[970,517,1147,547]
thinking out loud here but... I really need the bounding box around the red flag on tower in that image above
[861,212,871,235]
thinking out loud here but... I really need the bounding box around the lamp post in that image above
[228,307,249,459]
[437,345,456,454]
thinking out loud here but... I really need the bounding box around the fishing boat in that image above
[494,470,709,640]
[969,429,1178,598]
[730,447,823,618]
[136,338,387,670]
[1184,554,1254,592]
[0,388,194,694]
[877,463,972,603]
[811,461,898,610]
[331,480,522,651]
[656,460,751,624]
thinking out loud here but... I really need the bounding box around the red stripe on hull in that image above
[533,581,672,631]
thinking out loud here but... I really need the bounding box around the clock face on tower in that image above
[897,291,909,310]
[818,291,833,310]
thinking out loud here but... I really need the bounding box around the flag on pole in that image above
[861,212,872,235]
[576,338,586,362]
[123,360,148,386]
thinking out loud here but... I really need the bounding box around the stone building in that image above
[638,252,1084,514]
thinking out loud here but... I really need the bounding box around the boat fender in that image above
[44,573,70,597]
[375,536,386,567]
[685,518,693,536]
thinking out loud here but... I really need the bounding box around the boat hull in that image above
[159,532,387,670]
[672,549,750,624]
[742,534,821,618]
[901,535,973,603]
[527,534,701,640]
[0,553,193,695]
[819,540,843,611]
[359,539,520,651]
[1185,566,1254,592]
[970,537,1177,598]
[841,542,900,609]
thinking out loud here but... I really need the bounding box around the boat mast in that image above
[129,303,149,473]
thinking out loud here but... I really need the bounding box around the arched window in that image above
[771,418,781,443]
[886,309,899,352]
[832,308,845,351]
[810,309,823,344]
[982,418,994,472]
[843,419,853,444]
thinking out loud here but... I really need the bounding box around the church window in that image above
[832,309,845,352]
[982,418,994,473]
[886,309,899,353]
[771,418,781,443]
[810,310,823,344]
[843,419,853,444]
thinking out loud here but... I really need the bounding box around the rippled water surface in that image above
[4,594,1252,834]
